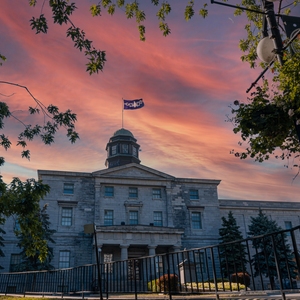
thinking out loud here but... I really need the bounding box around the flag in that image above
[123,99,144,110]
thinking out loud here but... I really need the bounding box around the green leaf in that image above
[30,14,48,34]
[90,4,101,16]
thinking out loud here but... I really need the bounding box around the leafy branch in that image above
[30,0,106,74]
[0,81,79,166]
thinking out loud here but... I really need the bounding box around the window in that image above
[111,145,117,155]
[105,186,114,197]
[285,221,292,236]
[195,251,206,277]
[14,219,20,232]
[132,146,137,157]
[153,211,163,226]
[104,210,114,226]
[155,256,163,274]
[285,221,292,230]
[10,254,22,272]
[61,207,73,226]
[104,253,113,273]
[59,251,70,269]
[190,189,199,200]
[152,188,161,199]
[129,211,138,225]
[63,183,74,194]
[121,144,129,153]
[191,212,202,229]
[129,187,138,198]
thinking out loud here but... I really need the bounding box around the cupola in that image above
[105,128,141,168]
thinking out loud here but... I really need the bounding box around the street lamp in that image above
[84,223,103,300]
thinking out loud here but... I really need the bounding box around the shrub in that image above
[147,279,160,292]
[156,274,179,292]
[186,281,245,291]
[230,272,251,287]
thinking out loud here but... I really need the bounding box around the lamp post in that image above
[84,223,103,300]
[262,0,283,65]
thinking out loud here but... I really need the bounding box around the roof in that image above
[113,128,134,138]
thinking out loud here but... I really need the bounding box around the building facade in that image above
[1,128,300,272]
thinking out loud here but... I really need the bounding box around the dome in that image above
[113,128,134,138]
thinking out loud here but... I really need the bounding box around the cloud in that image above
[1,0,299,202]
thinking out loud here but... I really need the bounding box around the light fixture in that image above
[257,37,276,63]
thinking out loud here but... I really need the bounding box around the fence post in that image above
[270,234,286,300]
[166,253,172,300]
[210,248,220,300]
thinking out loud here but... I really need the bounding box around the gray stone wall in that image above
[1,165,300,273]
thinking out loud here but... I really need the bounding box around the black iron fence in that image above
[1,226,300,300]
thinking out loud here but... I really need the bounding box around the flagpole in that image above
[122,98,124,128]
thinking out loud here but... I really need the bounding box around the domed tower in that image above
[105,128,141,168]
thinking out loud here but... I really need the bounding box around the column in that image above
[148,245,157,257]
[120,245,129,261]
[148,245,157,279]
[120,245,129,280]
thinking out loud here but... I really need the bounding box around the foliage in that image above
[230,272,250,287]
[156,274,179,292]
[0,82,79,167]
[0,226,5,269]
[219,211,248,278]
[14,204,56,271]
[0,177,51,262]
[0,56,78,269]
[147,278,160,292]
[230,53,300,166]
[248,210,297,287]
[186,281,245,291]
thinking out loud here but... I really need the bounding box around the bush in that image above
[147,279,160,292]
[186,281,245,291]
[230,272,250,287]
[156,274,179,292]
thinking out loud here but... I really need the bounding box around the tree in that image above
[219,211,248,278]
[248,210,297,288]
[0,177,52,264]
[0,226,5,269]
[14,204,56,271]
[230,53,300,168]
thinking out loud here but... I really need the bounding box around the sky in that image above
[1,0,300,201]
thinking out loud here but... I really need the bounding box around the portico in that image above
[95,224,183,262]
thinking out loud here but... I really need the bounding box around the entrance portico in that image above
[95,224,183,261]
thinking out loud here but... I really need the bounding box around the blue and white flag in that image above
[123,98,144,110]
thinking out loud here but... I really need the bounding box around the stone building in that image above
[1,128,300,272]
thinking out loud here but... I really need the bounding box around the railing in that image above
[1,226,300,300]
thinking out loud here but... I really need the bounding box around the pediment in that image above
[92,163,174,180]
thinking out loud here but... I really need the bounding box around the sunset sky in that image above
[1,1,300,201]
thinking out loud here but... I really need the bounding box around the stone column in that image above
[148,245,157,279]
[120,244,129,261]
[148,245,156,256]
[120,245,129,280]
